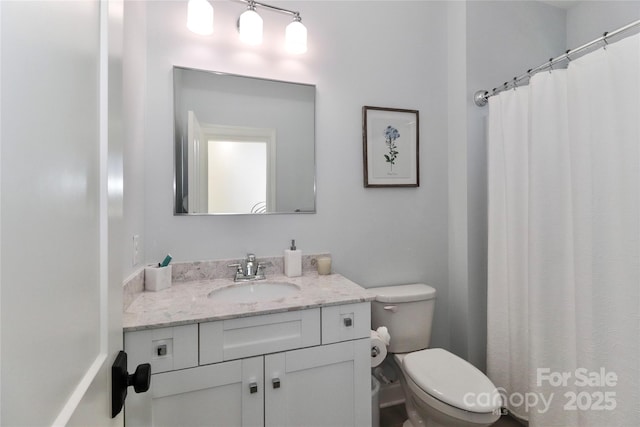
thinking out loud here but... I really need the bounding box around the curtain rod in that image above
[474,19,640,107]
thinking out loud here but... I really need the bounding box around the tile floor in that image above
[379,404,525,427]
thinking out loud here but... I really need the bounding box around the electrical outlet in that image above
[132,235,140,266]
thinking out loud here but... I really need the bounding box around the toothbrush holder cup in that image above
[145,265,172,292]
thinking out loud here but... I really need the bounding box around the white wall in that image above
[125,0,637,366]
[141,1,452,348]
[123,0,147,278]
[567,1,640,47]
[446,0,471,365]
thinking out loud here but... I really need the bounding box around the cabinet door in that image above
[126,357,263,427]
[265,338,371,427]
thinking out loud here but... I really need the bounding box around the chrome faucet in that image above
[228,253,267,282]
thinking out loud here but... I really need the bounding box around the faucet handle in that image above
[257,260,272,270]
[228,263,242,272]
[246,253,256,262]
[255,261,269,279]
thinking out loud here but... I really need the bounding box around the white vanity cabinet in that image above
[124,302,371,427]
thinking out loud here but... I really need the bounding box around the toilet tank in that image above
[371,284,436,353]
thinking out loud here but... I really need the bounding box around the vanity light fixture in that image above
[186,0,214,35]
[238,2,263,45]
[285,13,307,54]
[186,0,308,54]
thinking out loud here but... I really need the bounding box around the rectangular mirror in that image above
[173,67,316,215]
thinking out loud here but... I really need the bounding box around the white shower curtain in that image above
[487,33,640,427]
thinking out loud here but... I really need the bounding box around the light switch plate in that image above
[132,235,140,266]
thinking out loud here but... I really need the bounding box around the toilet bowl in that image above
[395,350,501,427]
[371,284,501,427]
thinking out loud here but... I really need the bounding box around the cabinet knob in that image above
[249,382,258,394]
[343,317,353,327]
[272,378,281,389]
[156,344,167,356]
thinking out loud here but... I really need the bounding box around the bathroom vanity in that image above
[123,273,374,426]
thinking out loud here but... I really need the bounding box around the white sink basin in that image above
[208,281,300,303]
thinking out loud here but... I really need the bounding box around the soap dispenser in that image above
[284,239,302,277]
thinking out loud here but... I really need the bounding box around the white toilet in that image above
[371,284,501,427]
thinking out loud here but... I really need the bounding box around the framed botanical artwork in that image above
[362,106,419,187]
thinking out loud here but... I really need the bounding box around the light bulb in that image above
[239,7,263,45]
[286,18,307,54]
[187,0,214,35]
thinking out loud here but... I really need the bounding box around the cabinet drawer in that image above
[321,302,370,344]
[200,308,321,365]
[124,324,198,374]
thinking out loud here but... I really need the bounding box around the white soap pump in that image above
[284,239,302,277]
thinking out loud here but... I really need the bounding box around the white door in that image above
[1,1,124,425]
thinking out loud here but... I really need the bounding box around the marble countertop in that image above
[123,273,375,332]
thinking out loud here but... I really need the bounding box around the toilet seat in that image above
[403,372,501,426]
[401,348,502,414]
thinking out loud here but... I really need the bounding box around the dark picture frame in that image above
[363,106,419,187]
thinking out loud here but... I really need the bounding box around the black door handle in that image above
[112,351,151,418]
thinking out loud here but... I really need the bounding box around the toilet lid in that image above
[373,283,436,303]
[403,348,502,413]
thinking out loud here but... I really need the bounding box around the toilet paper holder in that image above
[370,326,390,368]
[371,346,381,357]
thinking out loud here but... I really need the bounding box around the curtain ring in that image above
[512,77,518,91]
[603,31,609,49]
[548,58,553,74]
[565,49,572,63]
